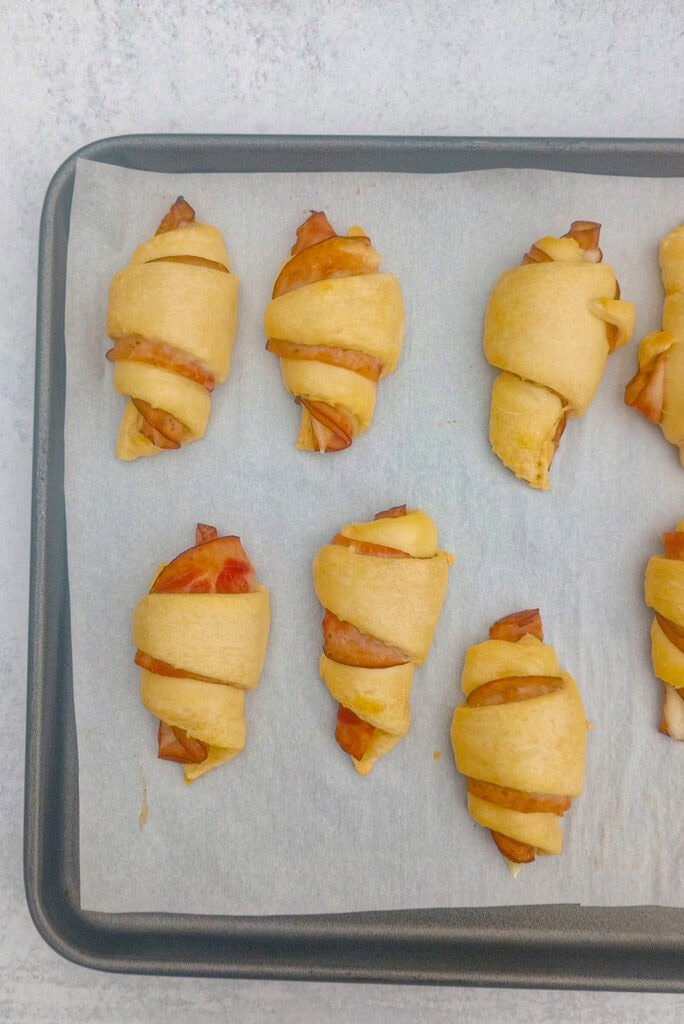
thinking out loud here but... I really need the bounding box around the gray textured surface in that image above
[3,0,684,1019]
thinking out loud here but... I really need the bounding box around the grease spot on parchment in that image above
[139,773,149,827]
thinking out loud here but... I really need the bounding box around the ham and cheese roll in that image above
[134,525,270,782]
[485,221,635,489]
[312,505,453,774]
[107,198,239,460]
[644,522,684,740]
[265,212,405,452]
[625,223,684,462]
[451,610,588,873]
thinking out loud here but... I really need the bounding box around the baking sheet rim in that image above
[24,132,684,988]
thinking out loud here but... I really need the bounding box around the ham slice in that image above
[663,531,684,560]
[296,397,356,453]
[151,534,256,595]
[150,254,228,273]
[374,504,408,520]
[135,649,226,686]
[625,353,666,424]
[563,220,602,259]
[107,335,217,391]
[492,830,536,864]
[273,234,380,298]
[335,705,376,761]
[156,196,196,234]
[323,610,410,669]
[522,244,554,265]
[655,613,684,654]
[195,523,219,544]
[266,338,382,382]
[466,675,564,708]
[523,221,602,264]
[467,778,571,815]
[158,721,209,764]
[331,533,410,558]
[132,399,183,449]
[489,608,543,643]
[290,211,337,255]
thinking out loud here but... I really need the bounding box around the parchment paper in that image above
[65,157,684,914]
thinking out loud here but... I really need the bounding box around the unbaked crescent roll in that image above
[134,524,270,782]
[107,198,239,460]
[644,521,684,740]
[485,221,635,489]
[451,610,588,874]
[265,212,405,452]
[625,223,684,463]
[312,505,453,774]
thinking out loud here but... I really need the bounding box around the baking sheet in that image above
[65,156,684,916]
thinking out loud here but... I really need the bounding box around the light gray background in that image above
[2,1,683,1020]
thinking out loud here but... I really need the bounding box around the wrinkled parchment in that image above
[64,157,683,914]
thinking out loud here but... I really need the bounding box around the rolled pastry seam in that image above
[467,794,564,857]
[451,610,588,872]
[141,671,247,750]
[107,198,239,460]
[485,221,635,489]
[313,506,453,774]
[134,526,270,782]
[320,657,414,775]
[644,520,684,740]
[279,358,378,434]
[265,212,405,452]
[114,363,212,443]
[626,222,684,464]
[314,536,452,663]
[133,590,270,686]
[489,373,565,491]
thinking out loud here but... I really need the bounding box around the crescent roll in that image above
[484,221,635,489]
[312,505,453,774]
[451,610,588,873]
[644,522,684,740]
[625,222,684,462]
[265,211,405,452]
[107,198,239,460]
[134,524,270,782]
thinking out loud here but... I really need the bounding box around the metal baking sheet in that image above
[25,134,684,988]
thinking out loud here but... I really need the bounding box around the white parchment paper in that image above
[65,157,684,915]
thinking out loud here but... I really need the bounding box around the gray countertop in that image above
[3,1,683,1019]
